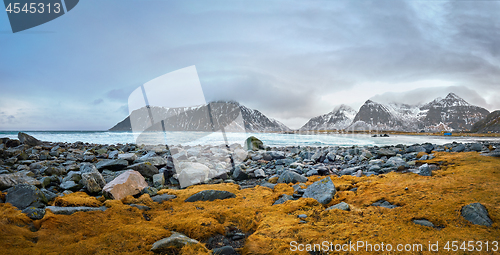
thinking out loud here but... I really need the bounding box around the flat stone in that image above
[185,190,236,202]
[273,194,294,205]
[372,199,398,209]
[96,159,129,171]
[102,170,148,200]
[413,219,435,227]
[461,203,493,226]
[151,193,177,203]
[302,177,336,205]
[150,232,201,253]
[213,245,237,255]
[277,170,307,184]
[46,206,107,215]
[326,201,350,211]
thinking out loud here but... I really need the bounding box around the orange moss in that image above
[268,177,278,184]
[417,151,428,158]
[53,192,103,207]
[1,152,499,254]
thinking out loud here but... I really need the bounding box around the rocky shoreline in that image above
[1,132,499,254]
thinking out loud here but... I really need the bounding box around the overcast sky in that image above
[1,0,499,130]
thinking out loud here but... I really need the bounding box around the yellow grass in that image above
[0,152,498,254]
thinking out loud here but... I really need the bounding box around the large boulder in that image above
[96,159,129,171]
[102,170,148,200]
[5,184,47,210]
[127,162,159,179]
[461,203,493,226]
[176,162,211,188]
[302,177,336,205]
[245,136,264,151]
[0,171,41,190]
[185,190,236,202]
[277,170,307,184]
[80,164,106,193]
[18,132,42,146]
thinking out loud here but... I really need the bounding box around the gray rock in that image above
[254,169,267,178]
[469,143,483,152]
[41,188,58,202]
[22,207,45,220]
[273,194,294,205]
[141,186,158,196]
[371,199,398,209]
[418,163,431,176]
[62,171,82,183]
[265,151,285,160]
[80,164,106,193]
[277,170,307,184]
[297,214,307,219]
[302,177,336,205]
[127,162,159,179]
[129,204,151,210]
[259,182,276,190]
[60,181,82,191]
[5,184,47,210]
[326,201,350,211]
[377,148,396,157]
[46,206,107,215]
[118,153,138,162]
[385,157,407,168]
[137,156,168,167]
[151,193,177,203]
[185,190,236,202]
[96,159,129,171]
[305,169,318,177]
[213,246,237,255]
[232,166,249,181]
[150,232,200,253]
[461,203,493,226]
[108,150,120,159]
[452,144,465,152]
[0,171,41,190]
[18,132,42,146]
[413,219,435,227]
[152,173,165,188]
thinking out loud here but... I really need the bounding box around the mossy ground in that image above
[0,152,499,254]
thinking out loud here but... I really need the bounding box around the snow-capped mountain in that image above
[302,93,490,132]
[109,101,290,132]
[299,104,357,131]
[420,93,490,131]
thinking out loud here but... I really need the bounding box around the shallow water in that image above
[1,131,499,147]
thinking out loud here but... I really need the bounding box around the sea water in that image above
[1,131,499,147]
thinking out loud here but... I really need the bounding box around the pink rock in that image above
[102,170,148,200]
